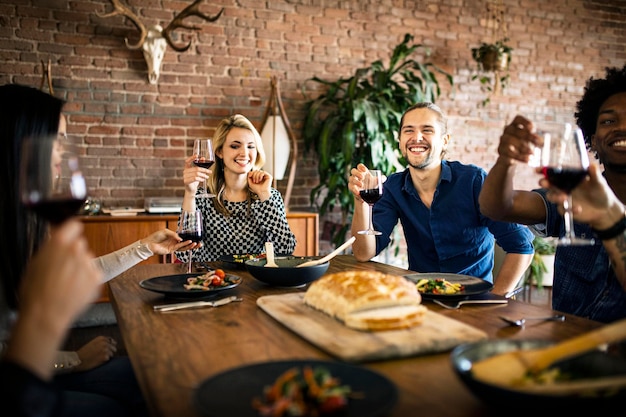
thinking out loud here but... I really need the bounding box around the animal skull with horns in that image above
[98,0,224,84]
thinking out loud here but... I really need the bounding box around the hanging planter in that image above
[471,40,512,72]
[471,38,512,106]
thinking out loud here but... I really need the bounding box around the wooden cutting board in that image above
[257,293,487,363]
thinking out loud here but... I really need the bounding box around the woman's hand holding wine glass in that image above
[20,134,87,225]
[177,210,203,273]
[193,138,215,198]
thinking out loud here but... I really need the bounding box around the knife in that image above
[154,295,242,312]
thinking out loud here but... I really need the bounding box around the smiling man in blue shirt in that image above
[349,102,534,296]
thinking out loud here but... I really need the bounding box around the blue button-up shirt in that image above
[373,160,534,281]
[532,188,626,323]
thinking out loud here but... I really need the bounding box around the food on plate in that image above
[514,367,568,387]
[233,253,265,263]
[303,270,426,331]
[252,366,351,417]
[183,269,234,290]
[415,278,465,295]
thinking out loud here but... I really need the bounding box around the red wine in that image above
[360,189,382,204]
[179,232,203,243]
[193,159,214,169]
[25,198,85,225]
[542,167,588,193]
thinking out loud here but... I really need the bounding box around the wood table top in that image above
[108,256,603,417]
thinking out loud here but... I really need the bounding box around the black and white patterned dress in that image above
[175,188,296,262]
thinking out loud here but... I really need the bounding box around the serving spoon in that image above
[296,236,356,268]
[264,242,278,268]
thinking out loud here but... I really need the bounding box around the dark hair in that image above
[575,65,626,153]
[0,84,64,309]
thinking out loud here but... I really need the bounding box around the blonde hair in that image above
[209,114,266,215]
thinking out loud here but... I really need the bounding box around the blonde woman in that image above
[177,114,296,262]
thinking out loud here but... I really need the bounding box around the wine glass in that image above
[537,123,594,246]
[178,210,203,273]
[193,139,215,198]
[20,133,87,225]
[357,169,383,236]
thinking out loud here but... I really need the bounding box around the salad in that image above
[252,366,352,417]
[416,278,465,295]
[183,269,235,290]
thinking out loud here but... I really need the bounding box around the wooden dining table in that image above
[108,255,603,417]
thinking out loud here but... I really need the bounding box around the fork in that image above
[432,299,508,309]
[154,296,243,312]
[499,314,565,327]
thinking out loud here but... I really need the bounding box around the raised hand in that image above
[247,169,272,201]
[183,155,209,195]
[540,162,625,230]
[7,220,102,379]
[497,115,543,165]
[348,163,370,202]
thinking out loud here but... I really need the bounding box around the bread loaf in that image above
[303,270,426,331]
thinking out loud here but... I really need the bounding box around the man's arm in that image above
[479,116,548,225]
[350,199,377,261]
[491,252,534,296]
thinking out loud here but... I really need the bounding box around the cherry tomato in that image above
[215,269,226,279]
[211,276,223,286]
[318,395,347,414]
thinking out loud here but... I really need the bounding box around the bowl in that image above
[451,339,626,412]
[244,256,329,287]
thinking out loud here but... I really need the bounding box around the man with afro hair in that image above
[479,65,626,323]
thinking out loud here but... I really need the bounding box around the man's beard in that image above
[406,150,435,169]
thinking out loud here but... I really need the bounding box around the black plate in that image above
[403,272,493,299]
[193,359,397,417]
[139,273,242,299]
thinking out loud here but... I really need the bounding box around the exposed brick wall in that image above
[0,0,624,253]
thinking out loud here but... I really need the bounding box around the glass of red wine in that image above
[357,169,383,236]
[177,210,203,273]
[538,123,594,246]
[193,138,215,198]
[20,134,87,225]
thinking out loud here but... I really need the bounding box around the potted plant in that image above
[525,236,556,289]
[470,38,512,106]
[302,33,453,247]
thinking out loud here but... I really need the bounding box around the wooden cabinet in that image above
[82,215,176,265]
[82,215,177,302]
[81,212,318,302]
[285,211,319,257]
